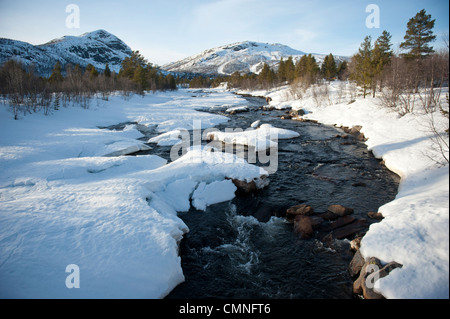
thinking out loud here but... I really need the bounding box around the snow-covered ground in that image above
[240,82,449,299]
[1,84,448,299]
[0,90,268,298]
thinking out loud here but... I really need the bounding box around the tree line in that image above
[189,9,447,114]
[0,50,177,119]
[188,53,347,90]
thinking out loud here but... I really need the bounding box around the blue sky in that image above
[0,0,448,65]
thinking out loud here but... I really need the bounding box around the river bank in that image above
[237,82,449,299]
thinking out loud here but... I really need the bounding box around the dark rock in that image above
[331,218,367,240]
[368,211,384,220]
[352,182,367,187]
[349,250,365,277]
[231,179,257,194]
[286,204,314,220]
[321,215,356,232]
[317,211,339,221]
[294,215,314,239]
[253,205,273,223]
[327,204,354,216]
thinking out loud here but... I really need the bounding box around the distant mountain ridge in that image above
[0,30,132,76]
[162,41,347,76]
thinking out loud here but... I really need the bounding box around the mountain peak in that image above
[162,41,310,75]
[0,30,132,76]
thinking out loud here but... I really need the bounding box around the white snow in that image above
[206,123,299,152]
[2,81,448,299]
[241,82,449,299]
[0,89,267,298]
[148,130,183,146]
[192,180,237,211]
[226,105,249,113]
[162,40,346,76]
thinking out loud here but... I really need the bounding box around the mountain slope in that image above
[0,30,132,76]
[162,41,345,76]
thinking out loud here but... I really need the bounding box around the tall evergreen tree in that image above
[373,30,393,92]
[295,54,319,84]
[104,64,111,77]
[400,9,436,59]
[284,56,296,83]
[277,58,287,83]
[321,53,337,81]
[336,60,348,80]
[350,36,376,98]
[259,63,275,88]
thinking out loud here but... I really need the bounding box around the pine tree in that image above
[104,64,111,77]
[373,30,393,93]
[277,58,287,84]
[321,53,337,81]
[295,54,319,84]
[350,36,376,98]
[400,9,436,59]
[259,63,275,88]
[284,56,296,83]
[337,61,348,80]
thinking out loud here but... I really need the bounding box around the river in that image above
[138,91,400,299]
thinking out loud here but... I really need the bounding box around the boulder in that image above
[331,218,367,240]
[353,257,383,295]
[349,250,365,277]
[327,204,354,216]
[349,125,363,134]
[286,204,314,220]
[353,257,403,299]
[253,205,273,223]
[368,211,384,220]
[293,215,314,239]
[316,211,339,221]
[356,133,367,141]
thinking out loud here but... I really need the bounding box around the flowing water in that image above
[138,91,400,299]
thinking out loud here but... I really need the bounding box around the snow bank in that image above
[192,180,237,211]
[0,89,267,298]
[263,83,449,299]
[206,123,299,152]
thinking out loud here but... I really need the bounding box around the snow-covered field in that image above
[1,84,448,299]
[0,90,269,298]
[240,82,449,299]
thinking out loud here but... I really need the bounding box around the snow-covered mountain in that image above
[0,30,132,76]
[162,41,345,76]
